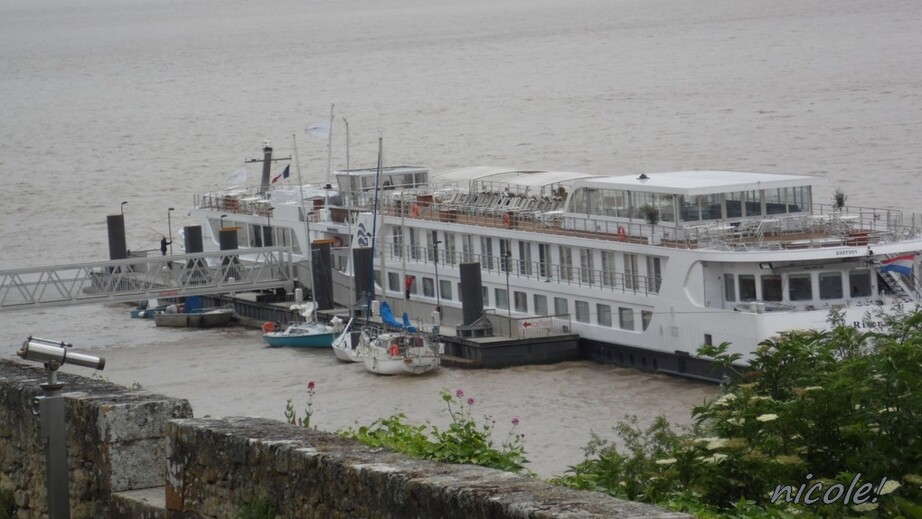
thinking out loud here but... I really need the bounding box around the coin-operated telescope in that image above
[17,337,106,519]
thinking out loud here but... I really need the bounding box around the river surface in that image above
[1,0,920,477]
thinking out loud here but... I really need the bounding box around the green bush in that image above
[341,389,528,473]
[554,308,922,518]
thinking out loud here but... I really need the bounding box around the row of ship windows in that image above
[377,271,651,331]
[724,269,874,303]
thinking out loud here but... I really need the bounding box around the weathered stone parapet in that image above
[0,359,192,517]
[166,416,690,518]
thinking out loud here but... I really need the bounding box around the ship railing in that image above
[485,311,573,339]
[378,245,661,296]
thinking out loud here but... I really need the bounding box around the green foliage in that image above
[639,204,660,225]
[341,389,529,473]
[235,496,278,519]
[554,310,922,518]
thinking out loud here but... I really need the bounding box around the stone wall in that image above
[0,359,193,517]
[2,358,688,518]
[166,417,688,518]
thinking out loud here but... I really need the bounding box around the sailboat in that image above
[331,317,363,362]
[360,302,440,375]
[262,302,336,348]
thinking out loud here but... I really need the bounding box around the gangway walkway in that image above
[0,247,296,312]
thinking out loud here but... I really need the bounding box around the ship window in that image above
[496,288,509,310]
[761,274,783,302]
[849,270,872,297]
[407,275,418,295]
[724,274,736,301]
[619,307,635,330]
[514,291,528,312]
[788,273,813,301]
[602,251,617,288]
[819,271,844,299]
[641,310,653,331]
[518,241,533,275]
[387,272,399,293]
[680,195,700,222]
[559,246,573,281]
[481,286,489,307]
[700,194,721,220]
[440,280,452,301]
[739,275,757,301]
[579,249,594,284]
[575,301,590,323]
[598,304,612,327]
[422,277,435,297]
[554,297,568,315]
[535,295,548,315]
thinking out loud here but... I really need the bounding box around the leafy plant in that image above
[0,487,14,519]
[554,310,922,517]
[341,389,529,473]
[285,380,316,429]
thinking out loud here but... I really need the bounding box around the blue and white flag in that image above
[226,167,247,185]
[881,254,915,276]
[305,122,331,138]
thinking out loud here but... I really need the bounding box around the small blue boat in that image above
[263,321,336,348]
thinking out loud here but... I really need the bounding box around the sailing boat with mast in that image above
[356,137,440,375]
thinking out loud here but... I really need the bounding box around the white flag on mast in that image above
[226,167,247,185]
[305,122,331,138]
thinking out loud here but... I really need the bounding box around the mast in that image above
[292,132,314,301]
[367,135,383,319]
[325,101,335,187]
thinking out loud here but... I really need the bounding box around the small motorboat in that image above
[331,317,364,362]
[262,321,336,348]
[153,305,235,328]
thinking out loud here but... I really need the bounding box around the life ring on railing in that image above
[617,225,627,242]
[332,236,344,248]
[262,321,276,333]
[502,213,512,227]
[411,203,420,217]
[388,342,400,357]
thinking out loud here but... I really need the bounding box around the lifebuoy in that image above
[262,321,275,333]
[411,203,420,217]
[332,236,344,248]
[388,343,400,357]
[617,225,627,242]
[502,213,512,227]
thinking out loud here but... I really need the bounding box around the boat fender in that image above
[388,342,400,357]
[617,225,627,242]
[411,203,420,217]
[332,236,344,248]
[262,321,275,333]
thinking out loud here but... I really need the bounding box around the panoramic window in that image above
[496,288,509,310]
[598,304,612,327]
[761,274,783,302]
[575,301,590,323]
[534,294,548,315]
[554,297,568,315]
[788,273,813,301]
[819,271,843,300]
[849,270,872,297]
[739,275,757,301]
[423,277,435,297]
[514,291,528,313]
[619,307,635,330]
[641,310,653,331]
[440,279,452,301]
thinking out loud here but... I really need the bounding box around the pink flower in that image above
[455,389,464,398]
[307,381,316,390]
[511,417,520,426]
[467,397,475,406]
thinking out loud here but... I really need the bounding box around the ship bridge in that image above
[0,248,295,312]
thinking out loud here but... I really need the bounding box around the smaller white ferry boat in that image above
[188,143,922,380]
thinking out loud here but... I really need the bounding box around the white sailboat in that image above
[331,317,363,362]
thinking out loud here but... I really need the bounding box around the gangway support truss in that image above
[0,248,296,312]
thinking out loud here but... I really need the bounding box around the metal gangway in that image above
[0,247,296,312]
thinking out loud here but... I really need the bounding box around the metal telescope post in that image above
[17,337,106,519]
